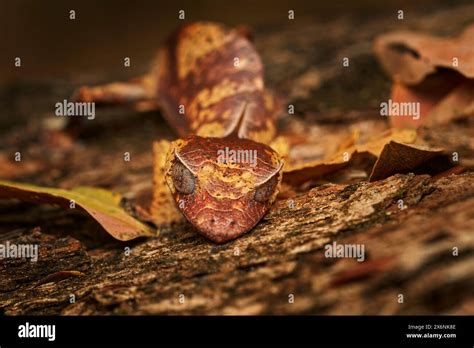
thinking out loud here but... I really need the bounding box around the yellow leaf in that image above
[0,181,156,241]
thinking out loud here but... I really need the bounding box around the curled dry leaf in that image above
[374,24,474,128]
[374,24,474,85]
[0,181,156,241]
[369,141,443,181]
[283,129,444,185]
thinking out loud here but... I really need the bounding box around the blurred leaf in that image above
[374,24,474,128]
[283,129,443,185]
[0,181,156,241]
[374,24,474,85]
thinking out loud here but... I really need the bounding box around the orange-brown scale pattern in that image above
[164,136,282,243]
[156,22,276,143]
[156,22,283,243]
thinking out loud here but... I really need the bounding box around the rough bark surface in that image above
[0,3,473,315]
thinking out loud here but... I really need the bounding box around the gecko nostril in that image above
[230,220,235,226]
[210,218,216,224]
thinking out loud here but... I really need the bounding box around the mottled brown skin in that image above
[74,22,284,243]
[165,136,282,243]
[156,22,283,243]
[154,22,277,144]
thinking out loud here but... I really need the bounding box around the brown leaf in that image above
[389,71,462,127]
[284,129,412,184]
[283,129,444,185]
[374,24,474,85]
[426,80,474,125]
[369,141,443,181]
[389,74,474,128]
[375,25,474,128]
[0,181,156,241]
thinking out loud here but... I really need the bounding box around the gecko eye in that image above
[254,174,279,203]
[171,161,195,194]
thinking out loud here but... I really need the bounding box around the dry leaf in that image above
[374,24,474,128]
[369,141,443,181]
[374,24,474,85]
[389,71,464,127]
[278,118,387,167]
[389,72,474,128]
[283,129,443,185]
[0,181,156,241]
[426,81,474,125]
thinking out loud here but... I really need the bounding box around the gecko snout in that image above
[193,209,253,244]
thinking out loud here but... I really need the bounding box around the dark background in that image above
[0,0,460,85]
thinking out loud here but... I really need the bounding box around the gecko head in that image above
[165,135,283,243]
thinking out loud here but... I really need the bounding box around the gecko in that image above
[75,22,289,243]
